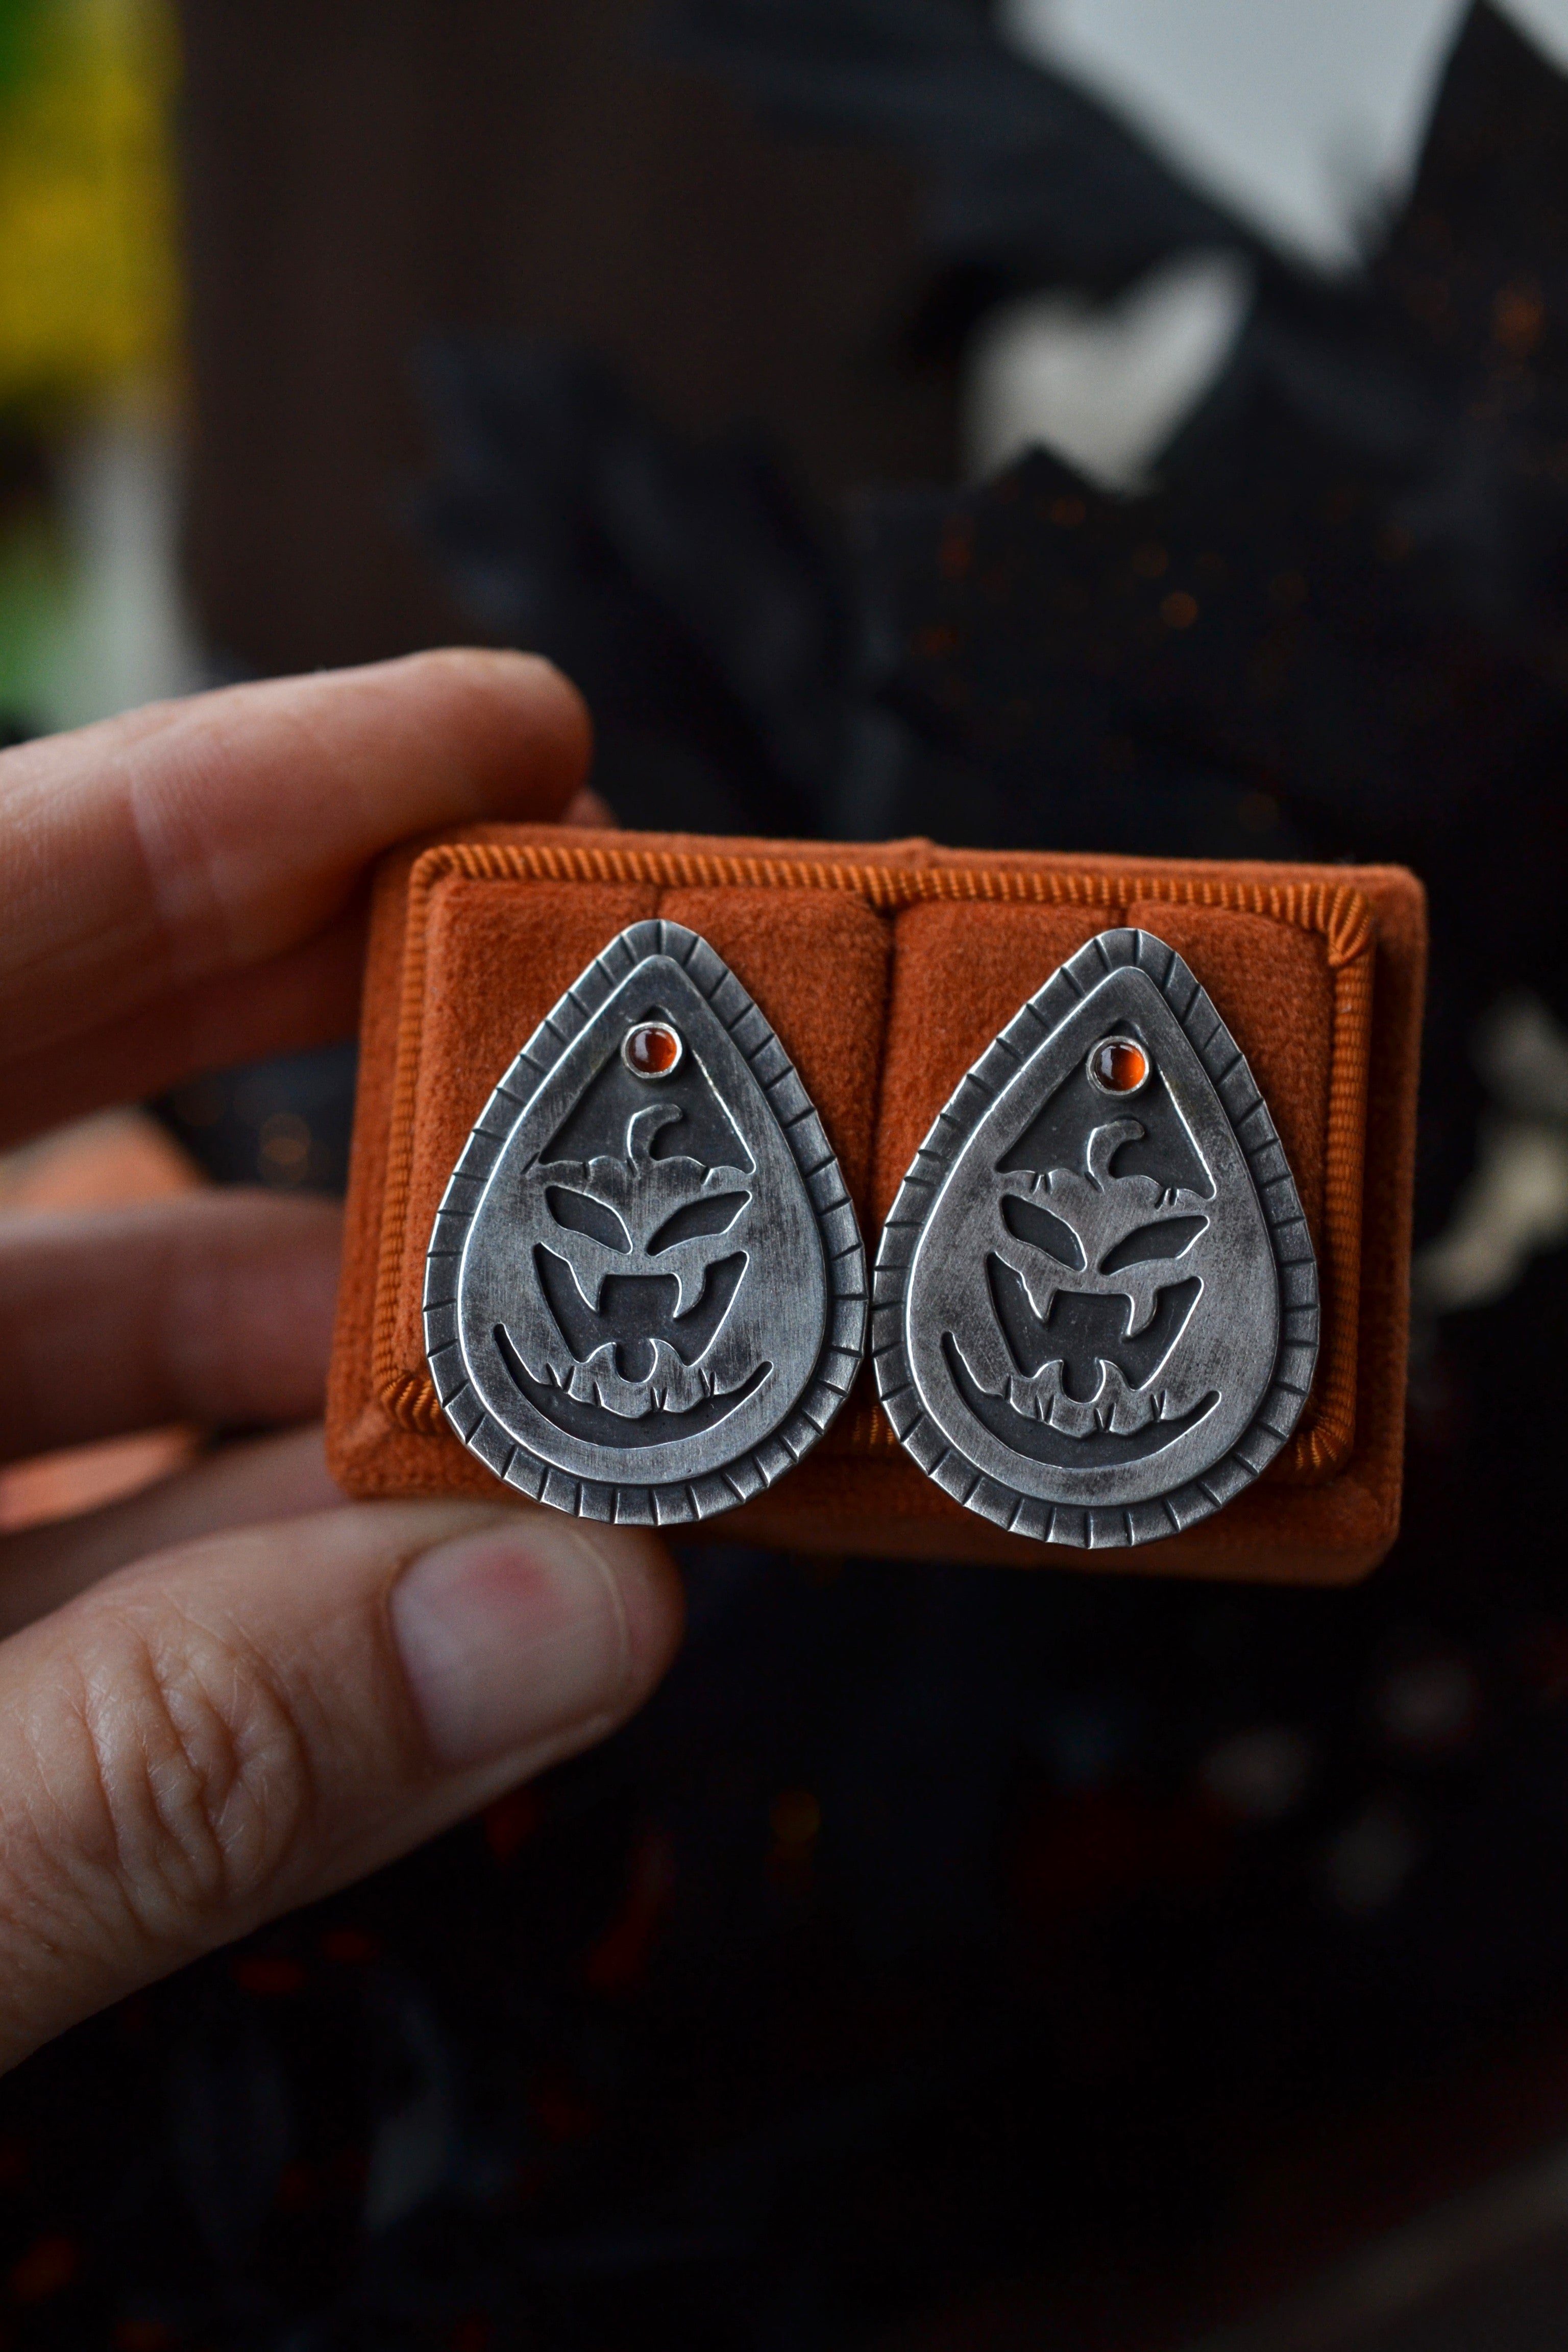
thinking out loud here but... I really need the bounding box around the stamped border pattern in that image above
[871,928,1320,1550]
[372,841,1375,1487]
[421,919,867,1526]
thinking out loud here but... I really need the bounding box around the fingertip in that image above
[385,648,594,817]
[563,784,616,828]
[0,646,601,1128]
[387,1513,684,1772]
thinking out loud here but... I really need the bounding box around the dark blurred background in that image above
[178,0,958,678]
[7,3,1568,2346]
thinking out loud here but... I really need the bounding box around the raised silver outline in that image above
[424,919,867,1526]
[872,927,1320,1549]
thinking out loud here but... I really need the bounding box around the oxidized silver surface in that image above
[873,928,1318,1548]
[425,920,866,1524]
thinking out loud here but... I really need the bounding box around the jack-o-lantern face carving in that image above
[504,1100,762,1423]
[425,921,866,1526]
[874,929,1318,1549]
[971,1113,1218,1442]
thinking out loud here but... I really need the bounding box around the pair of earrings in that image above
[425,918,1317,1549]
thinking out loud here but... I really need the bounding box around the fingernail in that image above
[390,1517,633,1769]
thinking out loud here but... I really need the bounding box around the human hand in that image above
[0,650,683,2070]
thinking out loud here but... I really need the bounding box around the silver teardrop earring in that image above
[873,928,1318,1548]
[425,920,866,1523]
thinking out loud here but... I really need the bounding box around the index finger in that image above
[0,649,590,1140]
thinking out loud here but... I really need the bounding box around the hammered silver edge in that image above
[423,918,868,1526]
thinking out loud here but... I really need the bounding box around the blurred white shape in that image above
[360,1983,457,2232]
[36,391,202,732]
[1319,1798,1420,1916]
[1415,994,1568,1314]
[1502,0,1568,71]
[1198,1725,1314,1822]
[1416,1126,1568,1311]
[963,248,1253,487]
[1477,989,1568,1122]
[998,0,1466,272]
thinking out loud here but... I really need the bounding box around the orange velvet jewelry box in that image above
[325,824,1426,1585]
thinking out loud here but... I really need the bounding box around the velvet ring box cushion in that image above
[326,825,1426,1585]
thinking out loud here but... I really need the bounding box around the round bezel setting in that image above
[1086,1034,1151,1096]
[621,1020,684,1080]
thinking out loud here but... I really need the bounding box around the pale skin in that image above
[0,649,685,2072]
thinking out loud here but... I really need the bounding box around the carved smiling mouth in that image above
[946,1332,1217,1469]
[938,1112,1223,1469]
[536,1246,748,1374]
[503,1240,769,1435]
[494,1324,771,1439]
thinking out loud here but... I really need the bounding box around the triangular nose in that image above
[425,919,866,1524]
[874,928,1318,1549]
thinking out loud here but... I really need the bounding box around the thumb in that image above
[0,1501,682,2069]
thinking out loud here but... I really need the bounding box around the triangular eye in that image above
[649,1193,749,1253]
[545,1186,630,1254]
[1100,1215,1208,1273]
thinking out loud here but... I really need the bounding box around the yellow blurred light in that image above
[0,0,181,413]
